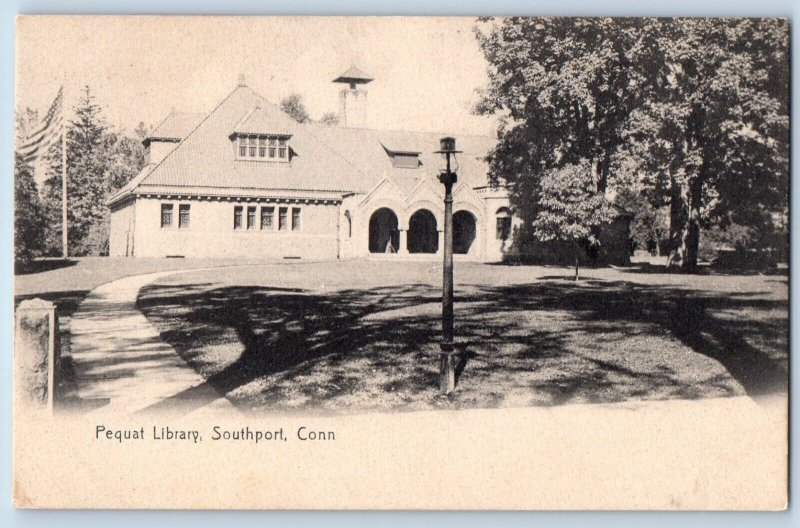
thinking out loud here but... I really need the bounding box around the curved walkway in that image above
[68,270,239,416]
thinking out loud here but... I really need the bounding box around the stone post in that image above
[15,299,58,412]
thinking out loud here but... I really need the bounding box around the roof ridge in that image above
[305,122,494,140]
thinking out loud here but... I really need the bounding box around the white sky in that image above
[16,16,498,137]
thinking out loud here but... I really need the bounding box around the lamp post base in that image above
[439,342,457,394]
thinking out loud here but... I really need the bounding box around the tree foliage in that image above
[532,161,615,279]
[34,86,146,257]
[280,94,311,124]
[14,153,46,270]
[318,112,340,126]
[476,17,789,271]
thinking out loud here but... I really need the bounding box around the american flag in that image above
[19,86,64,164]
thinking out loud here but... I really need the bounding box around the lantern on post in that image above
[435,137,461,393]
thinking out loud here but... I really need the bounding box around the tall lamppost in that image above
[435,137,461,394]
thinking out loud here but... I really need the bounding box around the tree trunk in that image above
[667,172,686,268]
[573,242,580,281]
[669,176,703,272]
[680,176,704,272]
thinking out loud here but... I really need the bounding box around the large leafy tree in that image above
[476,17,788,271]
[649,18,789,270]
[476,17,663,191]
[475,17,664,259]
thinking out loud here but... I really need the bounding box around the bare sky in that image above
[16,16,497,137]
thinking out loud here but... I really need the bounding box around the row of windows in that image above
[161,202,503,239]
[238,136,287,160]
[234,206,301,231]
[161,204,190,228]
[160,203,302,232]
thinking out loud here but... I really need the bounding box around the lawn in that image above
[136,260,789,415]
[15,257,253,315]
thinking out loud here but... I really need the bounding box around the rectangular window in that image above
[278,138,287,159]
[261,206,274,229]
[178,204,190,228]
[238,137,247,157]
[496,217,511,240]
[278,207,288,231]
[247,206,257,229]
[269,138,277,158]
[291,207,301,231]
[161,204,173,228]
[259,138,266,157]
[233,206,243,230]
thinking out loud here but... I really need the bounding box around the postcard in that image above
[12,15,789,509]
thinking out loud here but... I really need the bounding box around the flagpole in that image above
[61,76,68,259]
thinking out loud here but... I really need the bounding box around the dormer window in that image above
[234,133,291,162]
[380,142,422,169]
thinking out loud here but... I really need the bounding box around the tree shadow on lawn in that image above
[15,258,78,276]
[136,277,787,414]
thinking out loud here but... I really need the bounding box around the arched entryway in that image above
[407,209,439,254]
[368,208,399,253]
[453,211,477,254]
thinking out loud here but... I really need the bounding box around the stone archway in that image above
[407,209,439,254]
[453,210,477,255]
[368,208,399,253]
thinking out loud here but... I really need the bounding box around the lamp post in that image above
[435,137,461,394]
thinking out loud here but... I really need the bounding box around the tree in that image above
[38,142,64,256]
[475,17,789,272]
[318,112,339,126]
[14,153,46,270]
[62,86,109,256]
[476,18,663,193]
[616,187,669,255]
[532,161,615,280]
[474,18,664,265]
[280,94,311,124]
[633,19,789,270]
[86,127,146,255]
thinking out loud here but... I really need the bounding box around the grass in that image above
[136,260,788,415]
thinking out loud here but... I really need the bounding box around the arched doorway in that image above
[407,209,439,254]
[368,208,399,253]
[453,211,477,254]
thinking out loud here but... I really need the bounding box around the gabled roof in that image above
[144,111,203,144]
[306,125,495,189]
[110,84,498,206]
[231,106,292,137]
